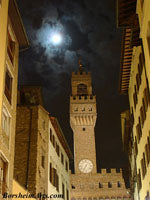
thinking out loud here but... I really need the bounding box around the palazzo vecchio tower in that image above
[69,62,131,200]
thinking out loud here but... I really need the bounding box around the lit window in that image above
[74,108,78,112]
[2,106,10,136]
[89,108,92,111]
[82,108,85,111]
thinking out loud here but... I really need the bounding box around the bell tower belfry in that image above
[70,61,97,174]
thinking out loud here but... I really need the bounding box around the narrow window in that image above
[141,153,147,178]
[108,182,112,188]
[134,136,138,156]
[49,163,52,183]
[50,129,53,143]
[137,169,142,191]
[56,143,60,157]
[117,181,121,187]
[41,155,45,168]
[2,106,10,136]
[52,135,55,147]
[5,69,12,104]
[7,31,15,64]
[61,153,64,165]
[62,183,65,199]
[83,128,86,131]
[42,120,45,130]
[0,158,8,194]
[147,21,150,56]
[66,189,69,200]
[65,161,68,171]
[145,143,150,165]
[99,183,103,188]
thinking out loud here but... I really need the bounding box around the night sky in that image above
[17,0,129,171]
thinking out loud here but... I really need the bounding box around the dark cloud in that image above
[17,0,129,170]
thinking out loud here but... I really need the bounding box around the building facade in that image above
[14,86,72,199]
[117,0,150,199]
[14,86,49,194]
[0,0,29,197]
[49,117,73,200]
[70,65,130,200]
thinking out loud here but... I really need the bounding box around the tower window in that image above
[99,183,103,188]
[82,108,85,111]
[77,84,87,96]
[71,185,75,189]
[82,128,86,131]
[117,181,121,187]
[108,182,112,188]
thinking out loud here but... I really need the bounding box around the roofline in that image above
[9,0,29,49]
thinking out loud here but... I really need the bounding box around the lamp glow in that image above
[51,33,62,45]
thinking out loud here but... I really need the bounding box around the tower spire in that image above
[78,59,83,72]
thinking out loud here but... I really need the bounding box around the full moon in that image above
[51,33,62,45]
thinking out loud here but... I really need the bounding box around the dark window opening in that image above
[72,185,75,189]
[117,181,121,187]
[41,155,45,168]
[4,70,12,104]
[83,128,86,131]
[61,153,64,165]
[7,31,15,64]
[108,182,112,188]
[77,84,88,96]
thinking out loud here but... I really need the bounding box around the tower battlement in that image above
[99,168,122,174]
[72,71,91,76]
[70,95,96,102]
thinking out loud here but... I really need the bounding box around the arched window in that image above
[77,84,87,96]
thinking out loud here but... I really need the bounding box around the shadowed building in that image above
[15,86,73,199]
[0,0,29,197]
[117,0,150,199]
[14,86,49,194]
[70,63,130,200]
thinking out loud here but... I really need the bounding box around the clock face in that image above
[78,159,93,173]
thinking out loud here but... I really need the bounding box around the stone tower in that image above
[70,62,97,174]
[69,63,131,200]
